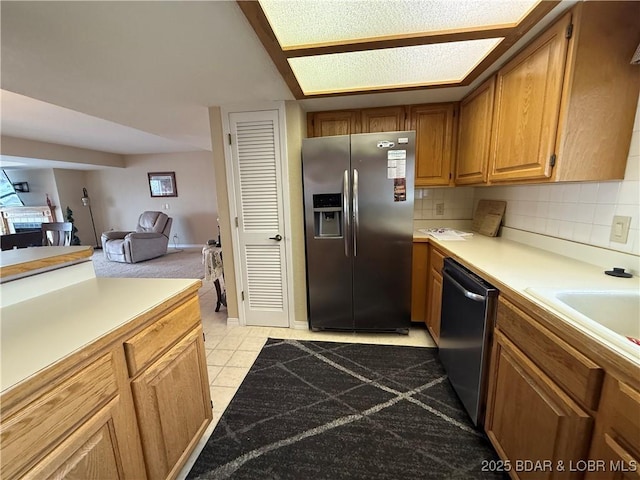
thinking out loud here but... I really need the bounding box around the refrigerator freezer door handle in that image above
[343,169,350,257]
[353,168,359,257]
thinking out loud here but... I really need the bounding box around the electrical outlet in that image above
[435,203,445,216]
[610,215,631,243]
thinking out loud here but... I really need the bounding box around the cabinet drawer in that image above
[497,297,604,410]
[430,247,445,275]
[124,296,200,377]
[0,353,118,479]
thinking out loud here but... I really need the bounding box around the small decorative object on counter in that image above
[604,267,632,278]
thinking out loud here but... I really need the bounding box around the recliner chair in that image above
[101,211,172,263]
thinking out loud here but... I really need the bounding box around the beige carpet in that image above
[91,247,204,279]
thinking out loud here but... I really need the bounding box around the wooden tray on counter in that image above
[472,200,506,237]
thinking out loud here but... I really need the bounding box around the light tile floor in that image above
[177,281,437,479]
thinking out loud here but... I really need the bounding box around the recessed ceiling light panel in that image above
[288,38,503,95]
[260,0,539,49]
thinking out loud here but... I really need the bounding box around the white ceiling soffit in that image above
[0,1,294,155]
[0,90,201,155]
[0,154,110,171]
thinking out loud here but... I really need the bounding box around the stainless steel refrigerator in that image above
[302,131,415,333]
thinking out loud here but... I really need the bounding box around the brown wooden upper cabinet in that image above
[455,77,495,185]
[307,110,360,138]
[409,103,457,187]
[489,11,569,183]
[307,103,457,187]
[360,106,407,133]
[487,1,639,184]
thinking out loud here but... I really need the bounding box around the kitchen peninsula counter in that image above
[0,247,210,480]
[1,276,201,391]
[0,245,93,280]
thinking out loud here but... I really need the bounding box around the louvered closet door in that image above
[229,110,289,327]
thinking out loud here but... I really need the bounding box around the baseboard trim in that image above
[226,317,240,327]
[292,320,308,330]
[169,244,203,250]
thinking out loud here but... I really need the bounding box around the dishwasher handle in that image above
[442,268,486,302]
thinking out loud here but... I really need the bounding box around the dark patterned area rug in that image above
[188,339,504,480]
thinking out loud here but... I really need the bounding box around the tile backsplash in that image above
[414,186,475,220]
[415,99,640,256]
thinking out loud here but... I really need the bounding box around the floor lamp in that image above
[81,187,101,249]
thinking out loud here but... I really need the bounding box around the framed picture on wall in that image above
[148,172,178,197]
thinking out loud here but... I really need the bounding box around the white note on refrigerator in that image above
[386,158,406,179]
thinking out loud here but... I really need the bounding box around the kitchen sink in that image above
[525,288,640,350]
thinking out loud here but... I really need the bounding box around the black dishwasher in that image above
[439,258,498,427]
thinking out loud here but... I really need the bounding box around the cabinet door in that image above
[361,106,407,133]
[425,246,444,343]
[485,330,593,479]
[586,376,640,480]
[488,12,570,183]
[23,401,128,480]
[411,242,429,323]
[426,272,442,344]
[132,327,212,480]
[409,103,456,187]
[1,351,146,480]
[455,77,495,185]
[307,110,360,137]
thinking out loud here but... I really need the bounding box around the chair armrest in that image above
[125,232,165,240]
[101,231,132,241]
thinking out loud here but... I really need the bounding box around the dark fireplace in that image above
[13,222,42,233]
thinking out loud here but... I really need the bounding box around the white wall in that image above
[414,100,640,257]
[285,100,308,323]
[87,151,218,246]
[53,169,94,245]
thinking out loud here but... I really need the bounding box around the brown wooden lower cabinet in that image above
[483,294,640,480]
[586,376,640,480]
[425,245,445,344]
[0,289,211,480]
[23,401,132,479]
[132,326,212,480]
[485,330,594,479]
[411,242,429,323]
[1,349,147,480]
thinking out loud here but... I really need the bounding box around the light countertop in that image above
[0,246,93,280]
[413,230,640,365]
[1,276,200,392]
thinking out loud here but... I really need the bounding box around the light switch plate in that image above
[610,215,631,243]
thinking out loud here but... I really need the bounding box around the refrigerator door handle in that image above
[343,169,350,257]
[353,168,359,257]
